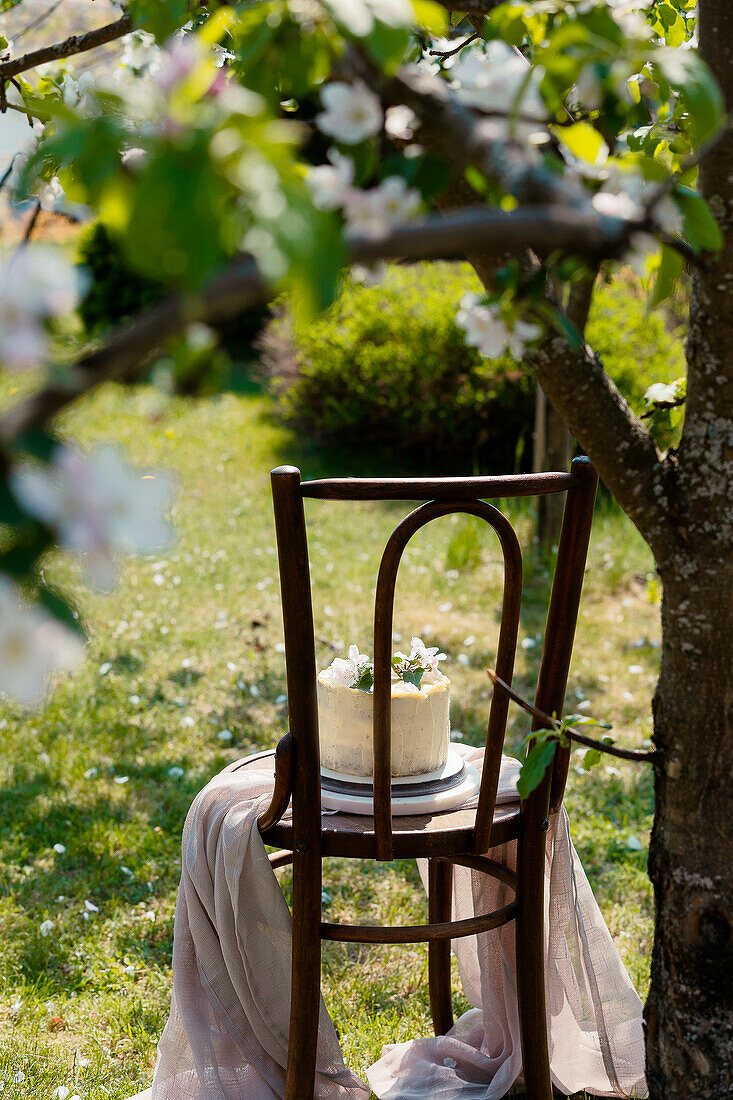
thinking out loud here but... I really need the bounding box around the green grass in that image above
[0,383,657,1098]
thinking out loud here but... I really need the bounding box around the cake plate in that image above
[320,744,481,816]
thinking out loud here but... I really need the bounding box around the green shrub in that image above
[78,223,163,334]
[272,263,685,472]
[270,264,535,474]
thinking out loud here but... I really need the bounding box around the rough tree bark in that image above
[644,2,733,1094]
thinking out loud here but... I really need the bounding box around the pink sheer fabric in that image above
[144,746,647,1100]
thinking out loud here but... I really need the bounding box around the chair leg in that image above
[515,827,552,1100]
[428,858,454,1035]
[285,847,322,1100]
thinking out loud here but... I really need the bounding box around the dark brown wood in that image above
[271,467,322,1100]
[429,859,454,1034]
[257,733,293,831]
[321,900,516,944]
[301,471,577,502]
[373,499,522,860]
[269,849,294,870]
[265,462,597,1098]
[514,456,597,1100]
[438,853,517,890]
[542,457,599,812]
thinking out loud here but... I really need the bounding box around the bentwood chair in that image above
[245,456,598,1100]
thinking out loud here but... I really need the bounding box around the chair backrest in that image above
[271,458,598,862]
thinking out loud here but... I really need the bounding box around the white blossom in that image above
[385,104,419,140]
[645,381,679,406]
[324,0,412,37]
[52,1088,71,1100]
[121,29,162,73]
[316,81,383,144]
[0,579,83,707]
[344,175,421,237]
[11,445,173,590]
[322,644,371,687]
[0,246,79,370]
[39,919,55,936]
[455,293,541,359]
[408,636,447,681]
[37,176,64,212]
[61,70,97,114]
[306,149,355,210]
[592,190,642,221]
[449,41,547,136]
[211,42,235,67]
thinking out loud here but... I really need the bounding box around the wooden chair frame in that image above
[256,457,598,1100]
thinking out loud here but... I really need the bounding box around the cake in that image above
[317,639,450,778]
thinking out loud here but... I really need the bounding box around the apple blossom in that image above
[37,175,64,212]
[0,579,83,707]
[322,644,372,687]
[385,104,419,141]
[61,71,97,115]
[455,293,541,359]
[11,445,173,590]
[306,150,355,210]
[0,246,80,370]
[316,81,383,144]
[324,0,413,37]
[449,42,547,138]
[121,29,162,73]
[343,176,421,237]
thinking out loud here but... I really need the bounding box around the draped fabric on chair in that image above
[146,746,646,1100]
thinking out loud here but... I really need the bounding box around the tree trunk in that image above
[646,559,733,1098]
[645,2,733,1094]
[533,385,571,549]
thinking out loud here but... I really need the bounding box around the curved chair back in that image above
[272,459,598,862]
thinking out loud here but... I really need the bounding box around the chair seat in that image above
[230,751,521,859]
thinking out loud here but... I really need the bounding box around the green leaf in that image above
[36,584,86,638]
[412,0,448,35]
[675,187,723,252]
[355,665,374,692]
[656,49,724,145]
[559,121,608,166]
[401,667,425,690]
[517,738,557,800]
[126,0,191,41]
[648,243,684,311]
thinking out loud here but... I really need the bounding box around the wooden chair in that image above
[243,457,598,1100]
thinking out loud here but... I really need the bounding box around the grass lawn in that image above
[0,382,657,1099]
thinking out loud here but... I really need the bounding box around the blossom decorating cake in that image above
[317,638,450,778]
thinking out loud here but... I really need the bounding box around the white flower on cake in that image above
[317,638,452,777]
[322,644,372,688]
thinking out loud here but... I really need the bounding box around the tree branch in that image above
[523,314,667,549]
[0,204,640,450]
[0,15,133,82]
[345,48,593,210]
[347,48,669,547]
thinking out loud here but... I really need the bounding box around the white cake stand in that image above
[320,745,481,816]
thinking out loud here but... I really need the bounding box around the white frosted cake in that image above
[317,639,451,778]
